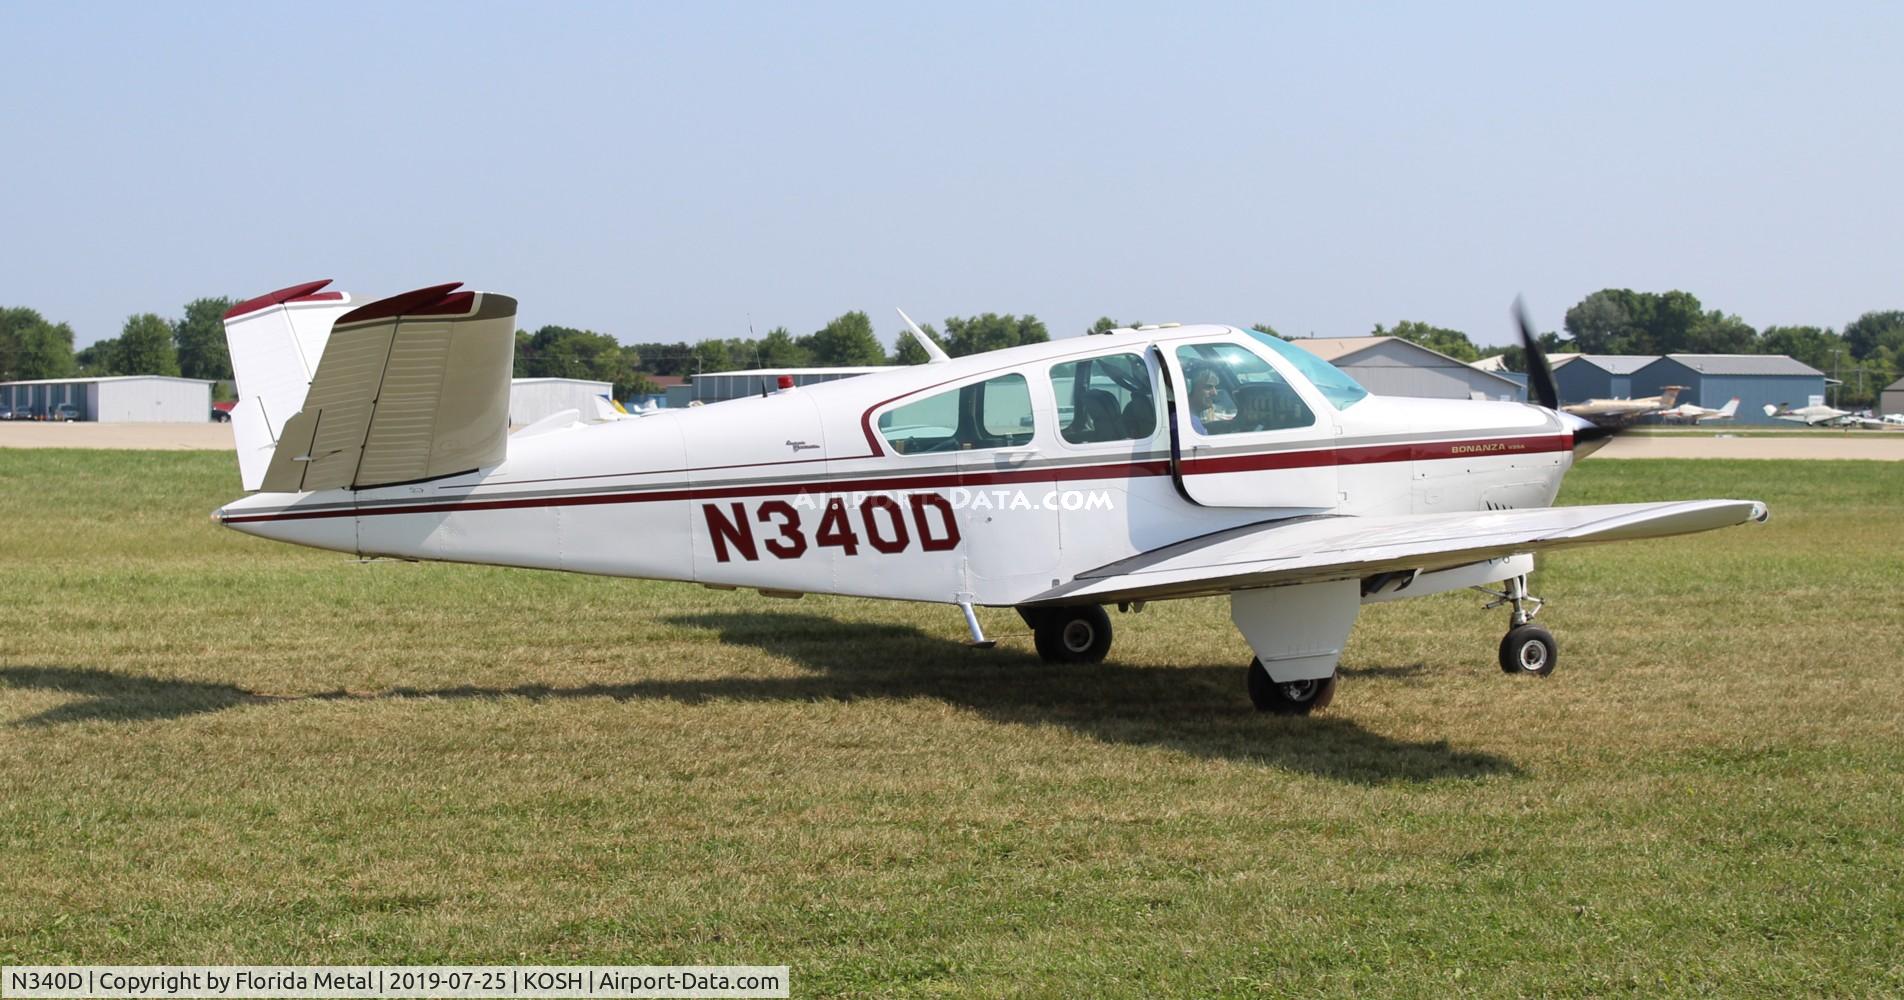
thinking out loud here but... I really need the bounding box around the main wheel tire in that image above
[1499,623,1557,676]
[1247,658,1337,715]
[1031,605,1113,664]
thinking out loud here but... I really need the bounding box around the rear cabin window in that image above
[879,373,1035,453]
[1176,342,1315,435]
[1049,353,1158,444]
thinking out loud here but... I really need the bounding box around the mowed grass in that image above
[1,450,1900,997]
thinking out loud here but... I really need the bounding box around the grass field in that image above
[2,450,1901,997]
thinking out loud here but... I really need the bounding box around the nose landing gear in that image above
[1476,574,1557,676]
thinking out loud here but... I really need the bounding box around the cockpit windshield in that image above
[1246,329,1370,410]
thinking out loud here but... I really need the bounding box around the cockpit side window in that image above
[1176,342,1316,435]
[878,373,1035,454]
[1049,352,1157,444]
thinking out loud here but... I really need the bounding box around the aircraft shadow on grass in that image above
[1,614,1514,784]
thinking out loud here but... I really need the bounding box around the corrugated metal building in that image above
[0,376,214,421]
[1289,338,1524,401]
[508,377,613,426]
[1629,355,1827,426]
[691,366,887,404]
[1552,355,1656,404]
[1880,377,1904,417]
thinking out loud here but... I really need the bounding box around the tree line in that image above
[6,289,1898,407]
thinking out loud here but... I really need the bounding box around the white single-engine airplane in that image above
[214,281,1768,714]
[1763,402,1886,429]
[1657,396,1740,423]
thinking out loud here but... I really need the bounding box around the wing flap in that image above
[1034,499,1767,605]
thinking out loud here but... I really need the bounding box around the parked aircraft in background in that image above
[214,283,1767,715]
[1657,397,1740,423]
[1764,402,1887,429]
[1562,386,1684,425]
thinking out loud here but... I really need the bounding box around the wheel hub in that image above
[1062,621,1094,653]
[1518,641,1547,671]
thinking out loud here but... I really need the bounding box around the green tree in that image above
[691,339,733,373]
[113,314,180,376]
[757,327,816,368]
[1758,326,1842,373]
[0,307,77,380]
[1842,310,1904,360]
[1249,322,1281,339]
[941,313,1048,357]
[174,297,235,381]
[75,338,119,375]
[799,312,887,366]
[514,325,644,397]
[1373,320,1482,362]
[892,321,944,365]
[1563,289,1734,355]
[16,319,76,379]
[1685,310,1758,354]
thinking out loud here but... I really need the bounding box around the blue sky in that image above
[2,2,1899,352]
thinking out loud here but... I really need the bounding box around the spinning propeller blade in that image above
[1514,297,1559,411]
[1515,297,1615,454]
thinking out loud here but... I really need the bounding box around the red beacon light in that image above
[777,375,796,390]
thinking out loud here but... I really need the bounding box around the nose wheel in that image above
[1476,574,1558,676]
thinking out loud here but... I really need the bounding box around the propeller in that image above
[1513,297,1559,410]
[1514,297,1616,455]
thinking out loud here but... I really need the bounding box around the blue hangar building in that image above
[1631,355,1827,426]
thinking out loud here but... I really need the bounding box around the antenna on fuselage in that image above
[896,308,950,364]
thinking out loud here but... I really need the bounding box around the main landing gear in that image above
[1019,605,1114,664]
[1477,574,1557,677]
[1247,659,1338,715]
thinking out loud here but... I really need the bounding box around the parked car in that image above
[51,403,79,421]
[0,406,16,421]
[211,401,236,422]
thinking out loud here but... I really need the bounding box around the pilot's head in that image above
[1191,369,1220,409]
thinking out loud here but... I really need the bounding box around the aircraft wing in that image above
[261,285,517,493]
[1026,499,1767,606]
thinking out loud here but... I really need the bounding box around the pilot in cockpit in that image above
[1188,368,1233,434]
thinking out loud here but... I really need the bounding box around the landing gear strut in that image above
[1020,605,1113,664]
[1476,574,1557,676]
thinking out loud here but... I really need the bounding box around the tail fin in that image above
[1658,386,1683,409]
[223,280,357,490]
[1713,397,1740,419]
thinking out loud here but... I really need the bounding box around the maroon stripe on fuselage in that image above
[1179,433,1569,475]
[222,434,1569,524]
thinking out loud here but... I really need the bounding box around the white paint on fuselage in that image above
[218,326,1575,608]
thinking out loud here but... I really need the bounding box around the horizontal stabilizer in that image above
[261,283,517,493]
